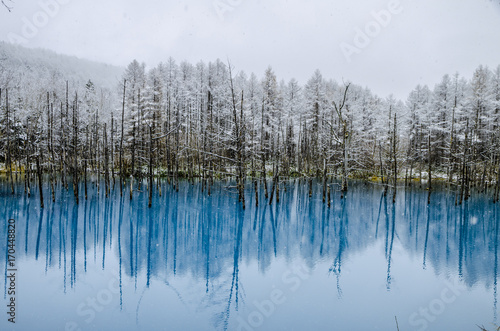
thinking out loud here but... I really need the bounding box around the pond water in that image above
[0,179,498,331]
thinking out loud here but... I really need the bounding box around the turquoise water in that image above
[0,180,498,331]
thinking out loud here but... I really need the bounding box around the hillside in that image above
[0,42,124,90]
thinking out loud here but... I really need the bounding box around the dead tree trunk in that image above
[327,185,331,208]
[96,108,100,195]
[276,165,280,204]
[427,133,432,205]
[269,164,276,205]
[104,123,109,198]
[460,119,470,205]
[84,159,88,200]
[393,113,397,204]
[49,100,55,202]
[111,112,115,188]
[254,179,259,207]
[72,94,79,205]
[495,156,500,203]
[322,159,327,203]
[228,62,246,208]
[25,116,31,197]
[36,155,44,209]
[148,125,153,208]
[119,79,126,196]
[379,141,388,196]
[332,84,350,196]
[5,89,14,195]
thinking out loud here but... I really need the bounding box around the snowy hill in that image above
[0,42,124,90]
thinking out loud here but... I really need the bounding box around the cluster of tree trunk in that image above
[1,60,500,208]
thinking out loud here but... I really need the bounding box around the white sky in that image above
[1,0,499,99]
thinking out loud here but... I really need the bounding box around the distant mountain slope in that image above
[0,42,124,90]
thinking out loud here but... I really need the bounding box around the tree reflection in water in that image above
[0,179,498,330]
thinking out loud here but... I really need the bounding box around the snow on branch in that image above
[2,0,13,12]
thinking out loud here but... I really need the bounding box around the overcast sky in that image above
[1,0,499,99]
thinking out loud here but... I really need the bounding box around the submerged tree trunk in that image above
[269,164,276,205]
[276,167,279,204]
[427,133,432,205]
[5,89,14,195]
[495,157,500,203]
[104,123,109,198]
[322,159,327,203]
[130,175,133,200]
[254,179,259,207]
[393,114,397,204]
[380,141,388,196]
[37,156,44,209]
[327,184,331,208]
[460,119,470,205]
[49,101,55,202]
[84,159,88,200]
[341,121,348,196]
[148,126,153,208]
[119,79,126,196]
[111,112,115,188]
[72,93,79,205]
[25,116,31,197]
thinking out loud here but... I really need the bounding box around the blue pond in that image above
[0,179,498,331]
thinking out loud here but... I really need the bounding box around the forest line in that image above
[1,55,500,208]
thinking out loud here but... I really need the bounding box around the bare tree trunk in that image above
[119,79,126,196]
[104,123,109,198]
[380,141,388,196]
[393,114,397,204]
[465,164,470,201]
[254,179,259,207]
[84,159,88,200]
[130,175,133,200]
[341,122,348,195]
[481,162,487,193]
[49,101,55,202]
[229,63,244,207]
[208,161,212,196]
[36,156,44,209]
[269,172,276,205]
[25,116,31,197]
[448,104,456,190]
[148,125,153,208]
[404,167,408,188]
[332,84,350,196]
[240,90,246,209]
[263,166,268,199]
[276,166,279,204]
[5,89,14,195]
[495,157,500,202]
[460,119,469,205]
[460,148,466,205]
[174,103,180,192]
[63,83,69,191]
[427,133,432,204]
[111,112,115,188]
[96,109,100,195]
[323,159,327,203]
[409,149,414,189]
[327,185,331,208]
[261,95,268,200]
[72,93,79,205]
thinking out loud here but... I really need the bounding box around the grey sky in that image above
[1,0,499,99]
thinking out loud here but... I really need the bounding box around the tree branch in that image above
[2,0,13,12]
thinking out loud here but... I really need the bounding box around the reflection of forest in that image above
[1,180,498,294]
